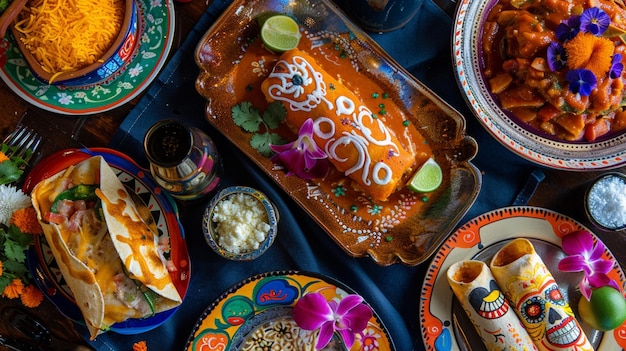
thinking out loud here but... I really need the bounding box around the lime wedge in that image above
[407,158,443,193]
[261,15,301,53]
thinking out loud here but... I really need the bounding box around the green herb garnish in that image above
[231,101,287,157]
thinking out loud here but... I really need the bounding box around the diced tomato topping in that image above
[73,200,87,211]
[56,199,75,217]
[585,118,611,141]
[67,210,85,232]
[44,212,66,224]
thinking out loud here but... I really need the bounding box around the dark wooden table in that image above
[1,0,625,348]
[0,1,212,349]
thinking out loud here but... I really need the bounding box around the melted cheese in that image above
[14,0,125,76]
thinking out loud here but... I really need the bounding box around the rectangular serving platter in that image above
[194,0,481,265]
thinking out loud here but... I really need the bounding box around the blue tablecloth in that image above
[101,0,537,349]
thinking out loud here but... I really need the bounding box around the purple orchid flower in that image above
[270,118,330,180]
[293,292,373,350]
[558,230,620,300]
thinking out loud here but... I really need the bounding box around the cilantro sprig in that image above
[232,101,287,157]
[0,0,12,13]
[0,224,34,291]
[0,143,30,185]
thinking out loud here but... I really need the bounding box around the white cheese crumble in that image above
[211,193,271,254]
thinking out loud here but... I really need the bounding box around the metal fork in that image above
[2,125,42,164]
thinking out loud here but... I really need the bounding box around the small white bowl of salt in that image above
[585,172,626,231]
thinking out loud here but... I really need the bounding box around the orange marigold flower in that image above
[133,341,148,351]
[11,207,43,235]
[20,285,43,307]
[0,260,3,276]
[2,278,24,299]
[0,151,8,163]
[564,32,614,77]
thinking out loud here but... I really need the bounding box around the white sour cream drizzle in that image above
[266,55,403,186]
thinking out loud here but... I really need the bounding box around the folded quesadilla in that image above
[31,156,182,339]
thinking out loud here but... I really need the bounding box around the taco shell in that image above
[31,156,181,339]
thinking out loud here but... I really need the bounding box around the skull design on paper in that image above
[469,279,510,319]
[517,277,583,348]
[490,239,593,351]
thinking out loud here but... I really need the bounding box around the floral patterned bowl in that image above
[10,0,139,86]
[454,0,626,170]
[202,186,279,261]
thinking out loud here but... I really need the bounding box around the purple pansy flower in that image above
[566,69,597,96]
[547,42,567,71]
[555,15,581,41]
[610,54,624,79]
[270,118,330,180]
[580,7,610,36]
[558,230,620,300]
[293,293,373,350]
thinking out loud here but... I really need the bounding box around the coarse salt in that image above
[211,193,271,254]
[587,174,626,230]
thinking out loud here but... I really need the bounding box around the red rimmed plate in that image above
[24,147,190,335]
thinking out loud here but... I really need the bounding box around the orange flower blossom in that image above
[21,284,43,307]
[133,341,148,351]
[11,207,43,235]
[2,278,24,299]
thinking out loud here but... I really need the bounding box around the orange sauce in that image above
[482,0,626,142]
[232,34,435,223]
[97,188,172,291]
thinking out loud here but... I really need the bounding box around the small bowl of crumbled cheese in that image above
[585,172,626,231]
[202,186,279,260]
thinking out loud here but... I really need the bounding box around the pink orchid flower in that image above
[558,230,619,300]
[270,118,329,180]
[293,292,373,350]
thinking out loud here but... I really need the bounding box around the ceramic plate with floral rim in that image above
[0,0,174,115]
[184,271,395,351]
[194,0,481,266]
[419,206,626,351]
[454,0,626,170]
[23,148,190,335]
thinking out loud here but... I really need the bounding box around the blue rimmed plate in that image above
[24,147,190,335]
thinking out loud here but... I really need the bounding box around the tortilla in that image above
[490,239,592,351]
[447,260,537,351]
[31,156,181,339]
[261,49,429,201]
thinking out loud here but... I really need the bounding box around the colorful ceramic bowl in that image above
[202,186,279,261]
[453,0,626,170]
[10,0,139,86]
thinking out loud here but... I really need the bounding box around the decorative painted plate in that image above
[0,0,175,115]
[24,148,190,335]
[453,0,626,170]
[419,206,626,351]
[195,0,481,266]
[184,271,395,351]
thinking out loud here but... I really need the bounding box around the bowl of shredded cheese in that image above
[11,0,139,85]
[202,186,279,261]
